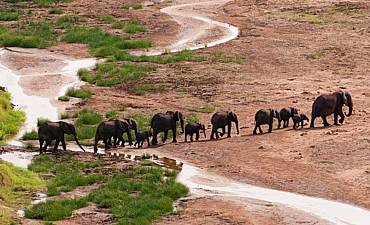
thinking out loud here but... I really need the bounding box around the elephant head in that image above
[125,118,138,137]
[117,120,133,145]
[198,123,206,138]
[167,111,185,133]
[59,121,85,152]
[272,109,280,120]
[290,107,298,115]
[227,111,239,134]
[344,92,353,116]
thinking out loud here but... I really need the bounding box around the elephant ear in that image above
[60,121,75,135]
[117,120,128,132]
[341,91,347,105]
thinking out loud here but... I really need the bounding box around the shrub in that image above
[65,87,93,99]
[58,95,70,102]
[75,109,102,126]
[131,3,143,10]
[37,117,50,127]
[77,69,93,83]
[105,110,119,119]
[59,112,69,119]
[21,130,38,140]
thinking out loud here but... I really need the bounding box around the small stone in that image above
[258,146,264,149]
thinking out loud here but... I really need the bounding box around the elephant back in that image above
[211,112,228,126]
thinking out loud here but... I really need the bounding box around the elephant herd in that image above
[37,91,353,154]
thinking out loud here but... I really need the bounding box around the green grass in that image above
[77,68,94,83]
[26,162,188,223]
[28,155,106,197]
[190,104,215,113]
[25,198,88,221]
[58,95,70,102]
[298,12,333,25]
[48,8,64,15]
[0,21,57,48]
[82,62,155,87]
[105,110,119,119]
[210,52,244,64]
[65,87,93,99]
[33,0,71,7]
[0,160,44,207]
[98,15,115,23]
[122,3,143,10]
[60,112,69,119]
[112,21,125,29]
[75,109,102,126]
[0,91,25,143]
[21,129,38,140]
[37,117,50,127]
[123,20,146,33]
[0,10,20,21]
[186,113,200,124]
[127,114,151,133]
[56,15,85,28]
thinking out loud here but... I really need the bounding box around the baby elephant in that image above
[185,123,206,142]
[253,109,280,134]
[278,107,299,128]
[134,131,152,148]
[292,114,309,129]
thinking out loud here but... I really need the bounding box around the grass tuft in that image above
[123,20,146,33]
[21,129,38,140]
[105,110,119,119]
[65,87,93,99]
[58,95,70,102]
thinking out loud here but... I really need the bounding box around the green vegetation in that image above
[186,113,200,124]
[56,15,85,28]
[332,3,364,15]
[123,20,146,33]
[48,8,64,15]
[75,109,102,126]
[127,114,151,132]
[37,117,50,127]
[190,104,215,113]
[33,0,71,7]
[210,52,244,64]
[21,129,38,140]
[79,62,155,87]
[28,155,106,196]
[0,10,20,21]
[26,160,188,223]
[105,110,119,119]
[25,198,88,221]
[65,87,93,99]
[122,3,143,10]
[0,21,57,48]
[60,112,69,119]
[0,160,44,206]
[58,95,70,102]
[98,15,116,23]
[112,21,125,29]
[0,91,25,143]
[298,12,333,25]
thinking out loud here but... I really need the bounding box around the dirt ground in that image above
[66,0,370,223]
[2,0,370,224]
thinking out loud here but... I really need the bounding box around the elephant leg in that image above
[301,121,304,128]
[152,131,158,145]
[253,125,258,135]
[190,134,193,142]
[259,125,263,134]
[39,139,44,154]
[185,132,188,142]
[278,119,281,129]
[147,137,150,147]
[196,132,200,141]
[286,119,290,127]
[334,112,339,125]
[140,140,144,148]
[268,123,273,133]
[310,115,315,128]
[172,127,177,143]
[338,111,345,124]
[227,124,231,138]
[103,139,110,150]
[53,139,60,152]
[61,139,67,151]
[44,140,52,153]
[221,127,226,137]
[162,131,168,143]
[322,116,329,127]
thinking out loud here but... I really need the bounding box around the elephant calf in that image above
[292,114,309,129]
[278,107,298,128]
[134,131,152,148]
[253,109,280,134]
[185,123,206,142]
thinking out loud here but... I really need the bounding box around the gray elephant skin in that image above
[185,122,206,142]
[109,118,138,146]
[310,91,353,128]
[38,121,85,154]
[94,119,132,153]
[210,111,239,139]
[134,131,152,148]
[278,107,298,128]
[151,111,184,145]
[253,109,280,134]
[292,114,309,129]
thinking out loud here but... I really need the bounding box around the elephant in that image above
[151,111,184,145]
[253,109,280,134]
[278,107,298,128]
[94,119,132,153]
[134,131,152,148]
[210,111,239,139]
[38,121,85,154]
[310,91,353,128]
[185,122,206,142]
[109,118,138,146]
[292,113,309,129]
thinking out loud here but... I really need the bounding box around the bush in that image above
[131,3,143,10]
[77,69,93,83]
[59,112,69,119]
[65,87,92,99]
[58,95,70,102]
[21,130,38,140]
[75,109,102,126]
[37,117,50,127]
[123,21,146,33]
[105,110,119,119]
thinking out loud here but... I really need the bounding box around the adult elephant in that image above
[38,121,85,154]
[109,118,138,146]
[210,111,239,139]
[94,119,132,153]
[310,91,353,128]
[151,111,184,145]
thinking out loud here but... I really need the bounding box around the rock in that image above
[258,146,264,149]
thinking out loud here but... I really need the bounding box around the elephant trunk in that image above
[203,129,206,138]
[345,104,353,116]
[180,118,185,134]
[74,135,86,152]
[127,131,133,146]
